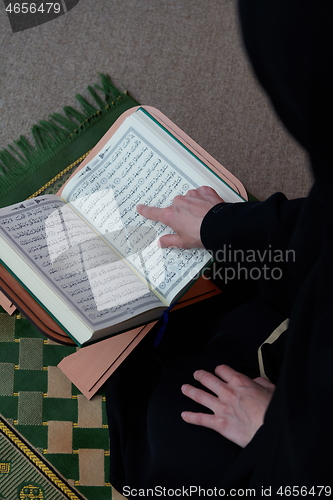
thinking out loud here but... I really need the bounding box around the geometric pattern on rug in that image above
[0,310,117,500]
[0,414,86,500]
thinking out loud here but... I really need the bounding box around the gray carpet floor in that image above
[0,0,312,202]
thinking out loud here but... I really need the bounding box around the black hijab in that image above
[239,0,333,200]
[216,1,333,489]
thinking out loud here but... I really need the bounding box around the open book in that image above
[0,106,245,346]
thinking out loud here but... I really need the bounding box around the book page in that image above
[62,109,240,303]
[0,196,163,335]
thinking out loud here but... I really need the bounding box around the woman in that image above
[106,1,333,495]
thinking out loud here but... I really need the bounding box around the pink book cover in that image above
[0,291,16,315]
[57,323,156,399]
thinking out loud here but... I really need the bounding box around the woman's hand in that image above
[181,364,275,448]
[136,186,224,249]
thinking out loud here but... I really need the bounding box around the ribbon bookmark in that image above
[153,302,178,347]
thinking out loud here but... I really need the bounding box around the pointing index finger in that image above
[136,204,165,223]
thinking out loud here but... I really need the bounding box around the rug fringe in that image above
[0,74,129,193]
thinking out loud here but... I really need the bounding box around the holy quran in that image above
[0,107,244,346]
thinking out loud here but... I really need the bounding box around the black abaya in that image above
[106,0,333,496]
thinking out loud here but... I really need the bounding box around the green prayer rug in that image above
[0,309,112,500]
[0,74,136,499]
[0,414,86,500]
[0,74,138,208]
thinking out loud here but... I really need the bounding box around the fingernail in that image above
[157,239,165,248]
[181,384,187,392]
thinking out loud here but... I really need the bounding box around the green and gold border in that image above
[0,415,86,500]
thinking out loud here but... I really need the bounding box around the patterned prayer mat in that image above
[0,309,114,500]
[0,414,87,500]
[0,76,136,499]
[0,74,138,208]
